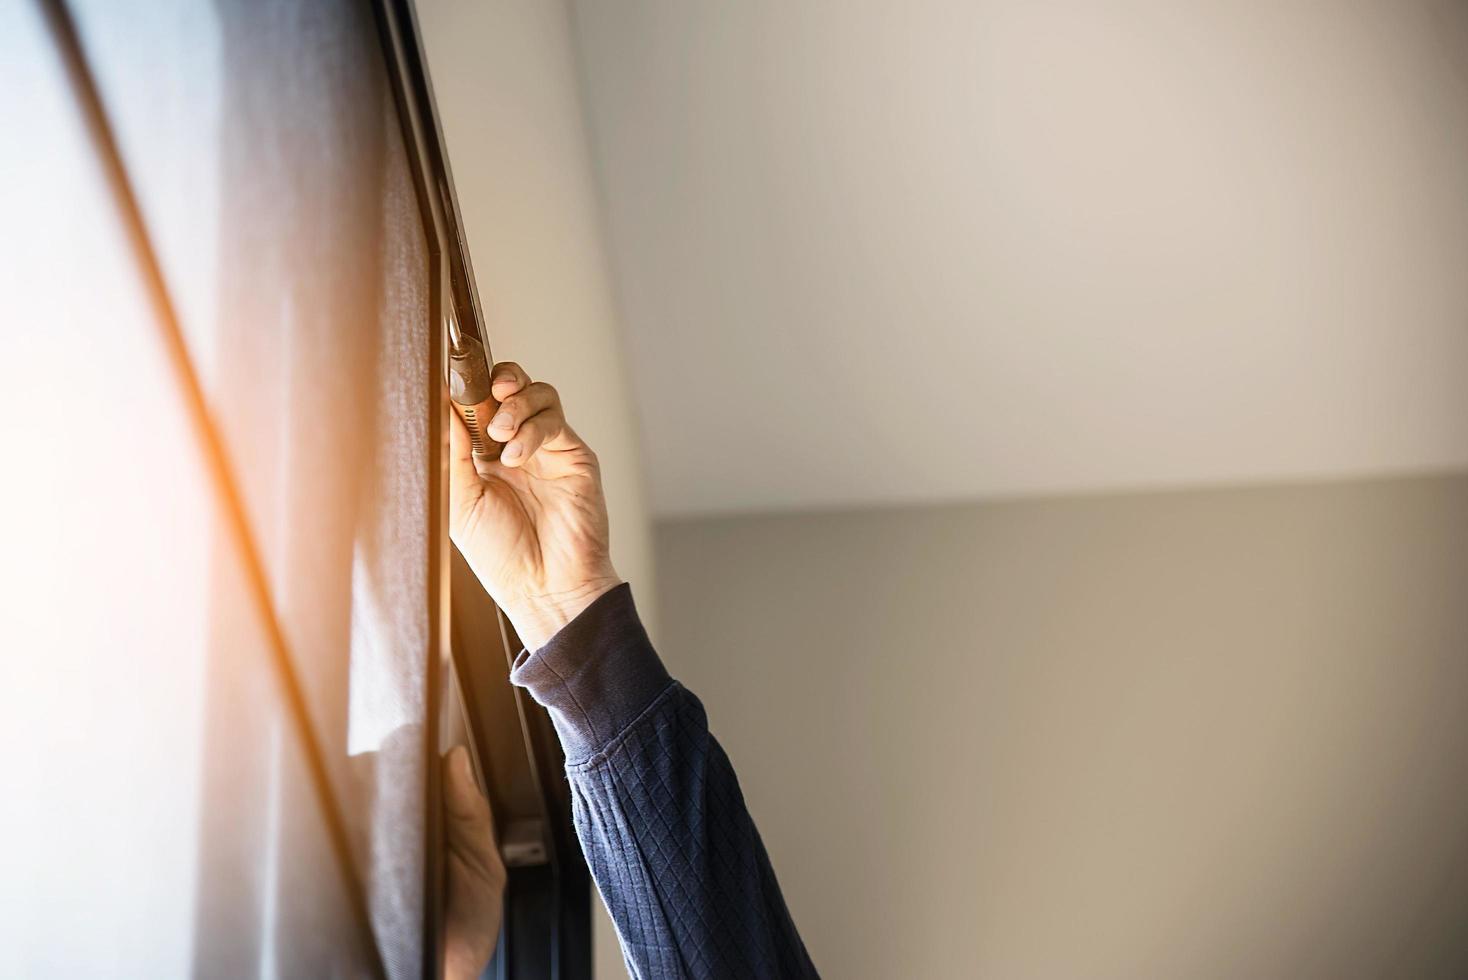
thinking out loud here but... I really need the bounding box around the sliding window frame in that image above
[369,2,593,978]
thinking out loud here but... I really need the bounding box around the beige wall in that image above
[416,0,655,628]
[416,3,652,974]
[656,473,1468,978]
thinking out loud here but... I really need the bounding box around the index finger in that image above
[489,361,530,401]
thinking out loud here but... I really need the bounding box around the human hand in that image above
[442,746,506,980]
[449,361,621,651]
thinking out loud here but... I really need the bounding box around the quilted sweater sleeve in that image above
[509,584,818,980]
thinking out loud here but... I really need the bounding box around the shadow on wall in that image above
[657,473,1468,979]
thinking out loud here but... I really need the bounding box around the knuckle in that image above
[518,417,547,444]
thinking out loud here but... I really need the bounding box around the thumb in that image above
[449,406,502,533]
[449,406,480,493]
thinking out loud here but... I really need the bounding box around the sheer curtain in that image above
[1,1,437,975]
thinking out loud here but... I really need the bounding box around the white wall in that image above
[415,5,1468,977]
[574,0,1468,516]
[656,473,1468,978]
[416,3,652,975]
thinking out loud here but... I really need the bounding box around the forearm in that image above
[509,585,817,979]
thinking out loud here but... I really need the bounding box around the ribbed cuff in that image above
[508,583,671,764]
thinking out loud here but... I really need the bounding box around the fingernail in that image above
[490,412,513,430]
[502,442,523,462]
[493,374,517,386]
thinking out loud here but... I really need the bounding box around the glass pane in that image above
[0,4,374,975]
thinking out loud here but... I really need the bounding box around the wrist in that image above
[506,574,622,651]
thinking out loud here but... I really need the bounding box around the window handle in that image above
[446,314,499,462]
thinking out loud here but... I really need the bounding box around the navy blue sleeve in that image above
[509,584,818,980]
